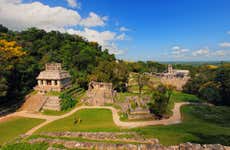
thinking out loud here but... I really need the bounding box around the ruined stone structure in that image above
[126,96,153,120]
[162,64,190,78]
[34,63,71,93]
[20,63,71,112]
[85,81,114,105]
[157,64,190,90]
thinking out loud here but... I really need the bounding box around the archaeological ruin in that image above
[157,64,190,90]
[21,63,72,112]
[85,81,114,105]
[34,63,71,93]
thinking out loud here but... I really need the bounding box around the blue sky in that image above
[1,0,230,61]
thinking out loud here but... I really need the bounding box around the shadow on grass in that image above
[189,132,230,146]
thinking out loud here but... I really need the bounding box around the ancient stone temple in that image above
[34,63,71,93]
[158,64,190,90]
[85,81,114,105]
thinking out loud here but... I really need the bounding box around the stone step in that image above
[44,103,60,107]
[45,101,60,104]
[20,93,47,112]
[43,105,60,111]
[42,96,61,111]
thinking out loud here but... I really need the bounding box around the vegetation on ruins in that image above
[137,73,150,97]
[148,84,174,118]
[59,93,76,111]
[59,85,85,111]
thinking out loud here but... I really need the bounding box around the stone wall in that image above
[86,81,114,105]
[29,138,229,150]
[160,76,190,91]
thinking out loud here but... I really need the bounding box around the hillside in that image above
[0,25,115,105]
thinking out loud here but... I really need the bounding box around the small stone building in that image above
[157,64,190,90]
[34,63,71,93]
[86,81,114,105]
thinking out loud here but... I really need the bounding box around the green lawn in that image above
[37,109,120,133]
[0,143,48,150]
[170,91,201,102]
[133,105,230,146]
[37,104,230,146]
[0,117,45,145]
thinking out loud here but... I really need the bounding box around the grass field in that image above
[0,143,48,150]
[37,104,230,146]
[37,109,120,133]
[0,117,44,145]
[134,105,230,145]
[170,91,201,102]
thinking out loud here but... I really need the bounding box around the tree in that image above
[199,81,221,104]
[89,60,129,91]
[0,24,8,33]
[0,39,26,99]
[137,73,149,97]
[183,63,230,106]
[148,84,174,118]
[215,64,230,105]
[0,39,25,71]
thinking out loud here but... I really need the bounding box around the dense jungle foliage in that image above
[0,25,165,105]
[183,64,230,106]
[0,24,229,107]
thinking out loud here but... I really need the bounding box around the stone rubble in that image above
[39,132,159,144]
[29,137,230,150]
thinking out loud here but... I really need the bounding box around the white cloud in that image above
[119,26,130,32]
[219,42,230,48]
[66,28,123,54]
[1,0,21,4]
[0,1,82,31]
[66,0,79,8]
[227,31,230,35]
[168,44,230,60]
[192,48,210,56]
[116,33,126,40]
[80,12,107,27]
[172,46,180,50]
[67,28,115,46]
[104,43,124,55]
[212,50,230,57]
[0,0,128,55]
[0,1,106,31]
[170,46,189,58]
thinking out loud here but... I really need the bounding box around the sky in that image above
[0,0,230,61]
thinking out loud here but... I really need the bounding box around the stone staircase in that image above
[42,96,61,111]
[86,88,113,106]
[20,93,47,112]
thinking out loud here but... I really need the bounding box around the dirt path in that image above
[0,102,190,135]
